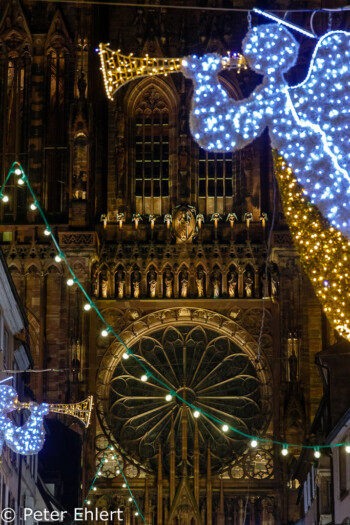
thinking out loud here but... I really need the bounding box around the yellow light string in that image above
[273,150,350,341]
[98,45,247,100]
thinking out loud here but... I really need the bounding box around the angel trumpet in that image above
[14,395,93,428]
[98,44,247,100]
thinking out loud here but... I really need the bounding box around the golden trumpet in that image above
[98,44,247,100]
[14,395,93,428]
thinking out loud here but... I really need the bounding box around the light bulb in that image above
[30,203,37,210]
[345,445,350,454]
[105,459,108,463]
[87,500,91,505]
[135,512,139,516]
[314,449,321,459]
[123,352,129,360]
[84,303,92,311]
[141,374,148,382]
[101,329,108,337]
[67,279,74,286]
[281,446,289,456]
[55,255,62,263]
[222,424,229,432]
[44,229,51,236]
[93,487,96,491]
[122,483,126,488]
[18,178,24,185]
[2,195,9,203]
[250,439,258,448]
[193,410,200,418]
[128,497,132,502]
[165,394,172,402]
[116,469,120,474]
[14,167,22,175]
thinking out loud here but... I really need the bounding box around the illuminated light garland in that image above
[0,385,49,455]
[273,151,350,340]
[79,445,147,525]
[98,44,247,100]
[182,23,350,239]
[1,163,350,455]
[253,8,317,39]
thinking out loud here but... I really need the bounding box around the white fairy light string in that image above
[1,162,350,458]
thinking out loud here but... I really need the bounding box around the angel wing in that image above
[289,30,350,179]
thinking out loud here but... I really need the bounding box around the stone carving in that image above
[196,269,205,298]
[164,269,173,298]
[132,270,141,298]
[180,270,188,298]
[212,269,221,298]
[148,269,157,298]
[244,272,253,298]
[228,272,237,298]
[173,205,196,243]
[261,272,269,298]
[116,270,125,299]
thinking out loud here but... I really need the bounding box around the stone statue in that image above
[132,270,141,298]
[244,272,253,298]
[261,272,269,298]
[77,71,87,100]
[101,274,108,298]
[212,270,221,298]
[72,171,87,200]
[196,270,204,298]
[92,277,98,297]
[180,270,188,298]
[271,270,279,298]
[228,272,237,298]
[116,270,125,299]
[148,270,157,298]
[164,269,173,298]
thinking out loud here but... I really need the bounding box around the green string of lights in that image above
[1,162,350,460]
[78,445,147,525]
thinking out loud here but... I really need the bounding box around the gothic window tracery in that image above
[44,16,72,216]
[132,84,174,215]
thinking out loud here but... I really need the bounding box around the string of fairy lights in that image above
[80,445,146,524]
[1,162,350,463]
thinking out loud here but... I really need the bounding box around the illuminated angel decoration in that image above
[0,385,49,455]
[182,23,350,238]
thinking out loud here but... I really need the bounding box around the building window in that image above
[135,110,169,207]
[198,148,243,214]
[132,84,173,215]
[44,49,70,215]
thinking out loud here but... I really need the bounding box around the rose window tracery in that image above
[105,324,269,475]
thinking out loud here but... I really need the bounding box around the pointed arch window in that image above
[0,52,31,220]
[132,85,173,215]
[44,47,71,216]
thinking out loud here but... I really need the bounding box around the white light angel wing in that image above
[289,31,350,179]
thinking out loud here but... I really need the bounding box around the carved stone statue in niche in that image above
[164,269,173,298]
[132,270,141,298]
[212,269,221,298]
[173,205,196,243]
[271,269,279,298]
[116,270,125,299]
[73,171,87,200]
[148,270,157,298]
[244,272,253,298]
[92,276,98,297]
[196,269,205,298]
[100,272,108,299]
[180,270,188,298]
[261,272,269,298]
[228,272,237,298]
[77,71,87,100]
